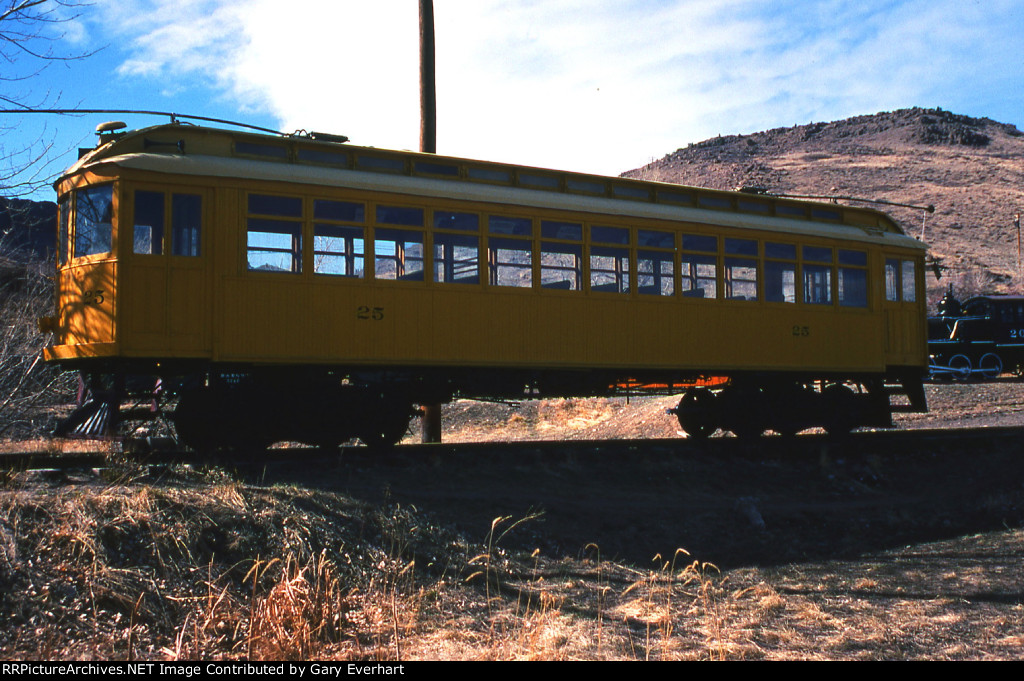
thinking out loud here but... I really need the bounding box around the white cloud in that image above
[94,0,1024,176]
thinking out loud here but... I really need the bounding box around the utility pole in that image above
[420,0,436,156]
[1015,212,1022,282]
[420,0,442,443]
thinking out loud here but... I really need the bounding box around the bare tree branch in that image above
[0,0,95,197]
[0,1,88,434]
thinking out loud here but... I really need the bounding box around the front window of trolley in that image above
[73,186,115,258]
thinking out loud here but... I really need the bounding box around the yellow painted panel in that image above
[122,262,167,349]
[168,264,208,351]
[210,271,890,373]
[59,262,116,346]
[44,342,118,361]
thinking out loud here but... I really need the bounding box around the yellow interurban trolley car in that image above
[42,121,928,447]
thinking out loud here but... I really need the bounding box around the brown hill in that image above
[623,108,1024,304]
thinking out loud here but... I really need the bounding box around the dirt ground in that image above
[1,380,1023,660]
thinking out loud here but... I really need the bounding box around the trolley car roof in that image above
[61,123,927,252]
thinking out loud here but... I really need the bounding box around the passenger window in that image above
[634,229,675,296]
[638,230,674,249]
[590,246,629,293]
[765,261,796,302]
[434,211,479,232]
[74,185,114,258]
[838,249,868,308]
[315,199,364,222]
[885,259,900,301]
[171,194,202,257]
[488,237,532,287]
[637,251,674,296]
[314,225,364,277]
[134,191,164,255]
[725,238,758,301]
[314,200,364,277]
[590,224,630,293]
[682,256,717,298]
[247,219,301,273]
[725,259,758,300]
[377,205,424,227]
[249,194,301,217]
[541,220,582,241]
[901,260,917,302]
[489,215,532,237]
[803,246,832,305]
[681,233,717,299]
[488,216,533,288]
[434,232,479,284]
[375,228,424,281]
[541,242,582,290]
[247,195,300,272]
[764,243,796,303]
[58,195,69,264]
[682,234,716,253]
[591,225,629,245]
[541,220,582,290]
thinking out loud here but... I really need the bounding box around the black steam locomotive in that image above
[928,289,1024,379]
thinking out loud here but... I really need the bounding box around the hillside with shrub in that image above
[625,107,1024,302]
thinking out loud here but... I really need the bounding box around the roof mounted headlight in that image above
[96,121,127,146]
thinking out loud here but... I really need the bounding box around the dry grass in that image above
[1,447,1023,660]
[0,465,733,660]
[436,396,680,444]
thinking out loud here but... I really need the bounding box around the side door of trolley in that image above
[121,184,212,356]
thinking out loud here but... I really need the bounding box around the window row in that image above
[67,189,917,309]
[60,187,205,263]
[242,194,902,307]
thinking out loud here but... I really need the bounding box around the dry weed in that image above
[245,553,350,660]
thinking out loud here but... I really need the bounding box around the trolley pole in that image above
[419,0,443,443]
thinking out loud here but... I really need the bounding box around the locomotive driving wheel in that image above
[948,354,972,381]
[978,352,1003,379]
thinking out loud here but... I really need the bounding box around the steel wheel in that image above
[978,352,1003,379]
[949,354,972,381]
[358,413,412,450]
[674,387,717,439]
[719,385,765,439]
[173,389,217,451]
[822,384,856,435]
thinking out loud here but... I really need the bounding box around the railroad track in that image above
[4,425,1024,472]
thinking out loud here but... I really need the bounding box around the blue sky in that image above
[3,0,1023,200]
